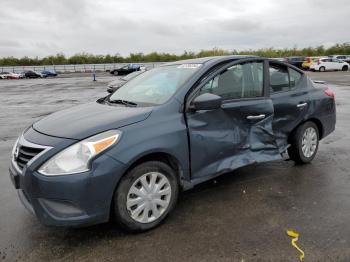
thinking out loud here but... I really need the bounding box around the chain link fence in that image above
[0,62,165,73]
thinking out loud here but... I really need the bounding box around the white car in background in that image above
[0,72,23,79]
[310,58,349,72]
[328,55,350,63]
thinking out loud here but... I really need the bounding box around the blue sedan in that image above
[41,70,58,77]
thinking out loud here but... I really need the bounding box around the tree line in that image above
[1,43,349,66]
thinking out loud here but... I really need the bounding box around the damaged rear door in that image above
[185,59,281,182]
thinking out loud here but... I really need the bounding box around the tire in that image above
[113,161,179,232]
[319,66,326,72]
[113,71,119,76]
[288,121,319,164]
[342,65,348,71]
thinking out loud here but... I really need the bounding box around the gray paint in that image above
[33,102,152,140]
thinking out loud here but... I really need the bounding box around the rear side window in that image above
[199,62,264,100]
[269,64,289,92]
[289,68,302,88]
[269,63,303,93]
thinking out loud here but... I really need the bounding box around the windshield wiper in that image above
[108,99,138,107]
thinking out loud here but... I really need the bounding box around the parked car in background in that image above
[302,56,325,70]
[271,58,285,62]
[8,72,23,79]
[328,55,350,63]
[0,72,23,79]
[24,71,42,78]
[10,56,336,232]
[310,58,349,72]
[110,64,142,76]
[0,72,11,79]
[284,56,305,69]
[41,70,57,77]
[107,71,144,93]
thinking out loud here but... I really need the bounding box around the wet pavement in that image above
[0,71,349,261]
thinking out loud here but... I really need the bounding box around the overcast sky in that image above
[0,0,349,58]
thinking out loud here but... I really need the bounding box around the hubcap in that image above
[126,172,171,223]
[301,127,317,158]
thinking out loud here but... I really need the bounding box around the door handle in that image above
[297,102,308,108]
[246,114,265,120]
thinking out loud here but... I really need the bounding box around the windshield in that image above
[109,64,201,106]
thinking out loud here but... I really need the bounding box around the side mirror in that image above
[190,93,223,111]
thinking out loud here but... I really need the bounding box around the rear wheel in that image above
[342,65,348,71]
[288,121,319,164]
[113,161,179,232]
[113,71,119,76]
[319,66,326,72]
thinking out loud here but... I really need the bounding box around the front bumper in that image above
[9,129,127,227]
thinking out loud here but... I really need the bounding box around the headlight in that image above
[38,130,121,176]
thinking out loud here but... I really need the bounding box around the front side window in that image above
[110,64,201,106]
[199,62,264,100]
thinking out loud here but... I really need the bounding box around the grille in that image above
[15,145,44,170]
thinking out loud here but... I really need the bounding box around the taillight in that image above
[324,88,335,99]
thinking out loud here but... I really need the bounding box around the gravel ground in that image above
[0,71,349,261]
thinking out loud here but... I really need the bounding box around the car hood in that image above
[33,102,153,140]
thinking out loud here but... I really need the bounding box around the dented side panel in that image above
[186,98,281,183]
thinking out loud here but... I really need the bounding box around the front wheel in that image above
[113,161,179,232]
[288,121,319,164]
[113,71,119,76]
[342,65,348,71]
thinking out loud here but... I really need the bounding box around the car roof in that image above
[162,55,257,66]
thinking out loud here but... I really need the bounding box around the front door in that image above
[185,60,280,182]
